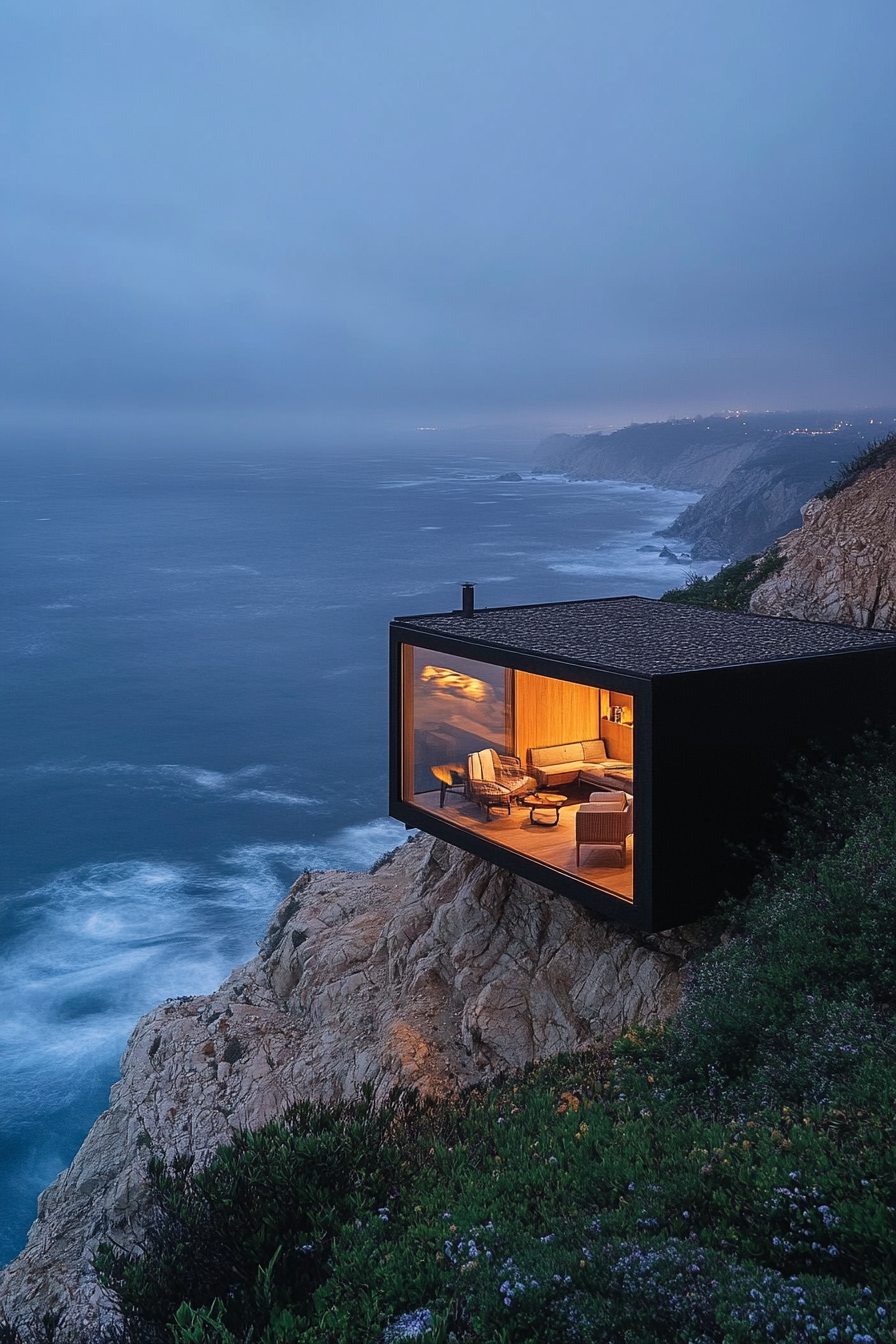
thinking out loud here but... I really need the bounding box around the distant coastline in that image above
[535,408,896,560]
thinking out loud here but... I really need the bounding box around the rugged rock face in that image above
[750,457,896,629]
[0,834,709,1327]
[658,432,860,560]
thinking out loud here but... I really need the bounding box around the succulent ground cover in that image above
[12,733,896,1344]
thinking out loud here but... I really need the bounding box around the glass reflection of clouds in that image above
[412,652,507,793]
[419,665,491,701]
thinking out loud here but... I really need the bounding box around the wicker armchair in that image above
[575,792,633,866]
[466,749,537,819]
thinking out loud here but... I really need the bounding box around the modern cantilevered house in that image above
[389,590,896,931]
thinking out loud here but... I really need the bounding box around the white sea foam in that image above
[320,662,377,680]
[148,565,261,576]
[0,818,408,1131]
[228,818,407,876]
[21,761,322,803]
[233,789,319,806]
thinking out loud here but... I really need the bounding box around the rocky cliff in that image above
[750,453,896,629]
[0,834,708,1327]
[658,430,864,561]
[536,412,893,560]
[535,416,763,490]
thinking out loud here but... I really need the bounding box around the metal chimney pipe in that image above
[461,583,475,617]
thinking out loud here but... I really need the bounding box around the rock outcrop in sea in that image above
[0,834,708,1326]
[750,454,896,629]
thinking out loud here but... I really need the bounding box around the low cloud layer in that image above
[1,0,894,428]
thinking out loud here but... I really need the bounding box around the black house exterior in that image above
[389,595,896,932]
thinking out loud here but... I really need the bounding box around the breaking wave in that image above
[0,815,407,1261]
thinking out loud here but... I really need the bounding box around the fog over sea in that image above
[0,438,719,1263]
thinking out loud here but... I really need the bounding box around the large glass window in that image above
[399,643,635,902]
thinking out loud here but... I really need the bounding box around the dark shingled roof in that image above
[394,596,896,677]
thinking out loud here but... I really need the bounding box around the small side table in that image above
[431,763,466,808]
[522,792,566,826]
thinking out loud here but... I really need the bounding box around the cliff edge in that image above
[0,834,707,1327]
[750,453,896,629]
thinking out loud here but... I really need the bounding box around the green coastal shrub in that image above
[95,1089,455,1343]
[668,731,896,1112]
[660,548,785,612]
[89,734,896,1344]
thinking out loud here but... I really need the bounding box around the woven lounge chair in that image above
[466,749,536,820]
[575,791,633,866]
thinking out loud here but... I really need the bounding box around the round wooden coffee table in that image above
[522,792,566,826]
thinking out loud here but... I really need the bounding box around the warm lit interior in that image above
[401,645,635,901]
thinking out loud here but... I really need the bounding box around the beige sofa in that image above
[526,739,631,789]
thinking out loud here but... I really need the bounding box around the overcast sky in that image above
[1,0,894,434]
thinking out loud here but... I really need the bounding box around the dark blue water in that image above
[0,439,715,1263]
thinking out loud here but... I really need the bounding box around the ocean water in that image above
[0,439,716,1263]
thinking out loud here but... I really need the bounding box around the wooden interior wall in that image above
[601,717,633,762]
[513,671,601,760]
